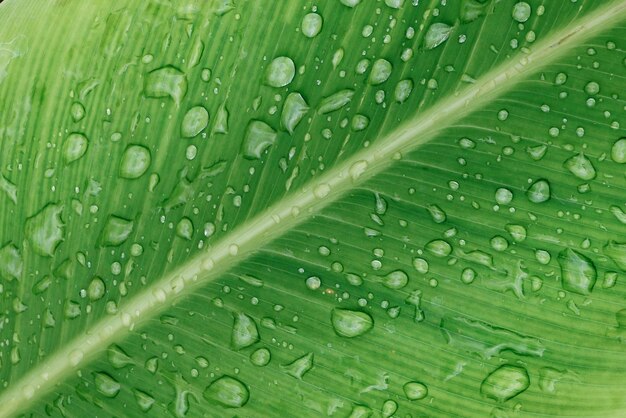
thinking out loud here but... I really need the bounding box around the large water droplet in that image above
[526,179,550,203]
[480,365,529,402]
[250,348,271,366]
[99,215,134,247]
[424,23,452,49]
[403,381,428,400]
[265,56,295,88]
[231,312,260,350]
[394,79,413,103]
[611,138,626,163]
[0,243,22,281]
[604,241,626,271]
[203,376,249,408]
[512,2,531,23]
[331,308,374,338]
[25,203,64,257]
[381,270,409,289]
[119,145,151,179]
[94,372,121,398]
[134,389,155,412]
[88,276,106,301]
[563,152,596,180]
[144,66,187,106]
[181,106,209,138]
[242,120,277,159]
[340,0,361,7]
[318,89,354,114]
[281,92,309,134]
[281,352,314,379]
[301,13,323,38]
[425,239,452,257]
[368,59,392,85]
[63,133,89,164]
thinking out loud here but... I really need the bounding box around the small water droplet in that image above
[368,59,392,85]
[242,120,277,159]
[480,365,529,402]
[403,381,428,400]
[144,66,187,106]
[301,13,323,38]
[119,145,151,179]
[512,2,531,23]
[526,179,550,203]
[424,23,452,49]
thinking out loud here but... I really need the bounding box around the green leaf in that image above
[1,0,626,417]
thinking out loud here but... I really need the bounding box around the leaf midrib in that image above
[2,2,626,416]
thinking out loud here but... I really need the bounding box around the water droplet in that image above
[403,381,428,400]
[265,56,295,88]
[214,103,229,134]
[425,239,452,257]
[231,312,259,350]
[181,105,209,138]
[100,215,134,247]
[557,248,598,295]
[314,183,331,198]
[176,217,194,240]
[424,23,452,49]
[107,344,133,369]
[505,224,526,242]
[331,308,374,338]
[0,243,22,281]
[301,13,323,38]
[318,89,354,114]
[250,348,271,366]
[480,365,529,402]
[490,236,509,252]
[563,152,596,180]
[427,204,446,223]
[144,66,187,106]
[611,138,626,163]
[495,188,513,205]
[368,59,392,85]
[412,257,429,274]
[340,0,361,7]
[384,0,404,8]
[306,276,321,290]
[351,114,370,132]
[281,92,309,134]
[381,270,409,289]
[281,352,314,379]
[349,160,368,181]
[461,268,476,284]
[119,145,151,179]
[63,133,89,164]
[88,276,106,301]
[25,203,64,257]
[458,137,475,149]
[526,179,550,203]
[393,79,414,103]
[242,120,277,159]
[381,399,398,417]
[70,102,85,122]
[584,81,600,95]
[94,372,121,398]
[526,144,547,160]
[604,241,626,271]
[512,2,531,23]
[203,376,249,408]
[134,389,155,412]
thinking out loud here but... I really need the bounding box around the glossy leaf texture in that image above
[0,0,625,417]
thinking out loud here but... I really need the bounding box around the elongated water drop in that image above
[63,133,89,164]
[424,23,452,49]
[564,152,596,180]
[480,365,529,402]
[331,308,373,337]
[203,376,249,408]
[25,203,64,257]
